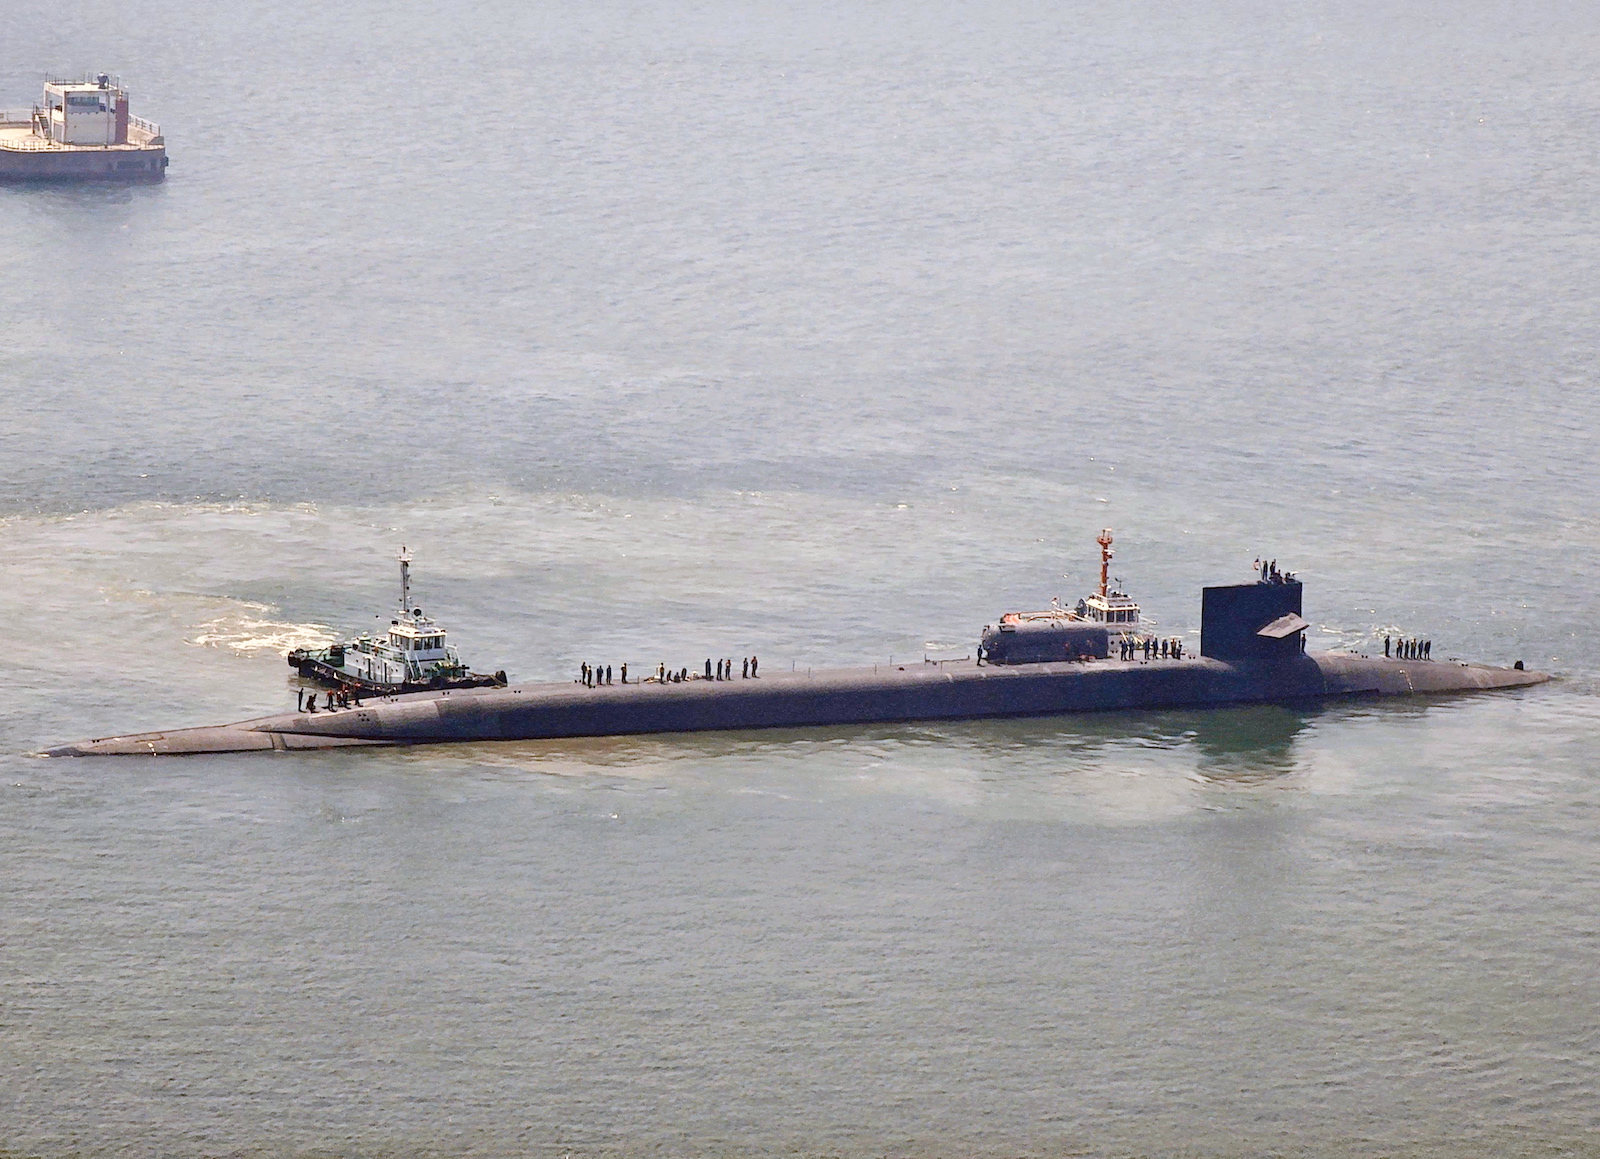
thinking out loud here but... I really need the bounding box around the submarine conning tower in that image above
[1200,568,1309,662]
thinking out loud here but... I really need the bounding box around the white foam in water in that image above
[185,605,336,655]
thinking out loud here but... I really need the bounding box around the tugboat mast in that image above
[398,546,412,615]
[1097,529,1114,598]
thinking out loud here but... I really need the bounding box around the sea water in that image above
[2,1,1597,1155]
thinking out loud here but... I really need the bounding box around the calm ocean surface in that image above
[3,1,1598,1156]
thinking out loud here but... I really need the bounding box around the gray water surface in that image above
[2,1,1598,1156]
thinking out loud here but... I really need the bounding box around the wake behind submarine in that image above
[49,533,1548,756]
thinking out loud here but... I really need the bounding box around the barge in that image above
[0,75,166,182]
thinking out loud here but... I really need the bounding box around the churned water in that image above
[2,1,1598,1156]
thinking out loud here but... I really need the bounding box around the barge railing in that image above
[0,134,65,151]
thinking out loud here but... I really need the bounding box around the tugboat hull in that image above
[287,648,504,695]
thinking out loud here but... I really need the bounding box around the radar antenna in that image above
[1096,529,1114,599]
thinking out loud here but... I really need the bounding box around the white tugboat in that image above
[0,74,167,182]
[287,548,505,694]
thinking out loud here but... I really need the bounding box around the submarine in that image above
[48,538,1548,756]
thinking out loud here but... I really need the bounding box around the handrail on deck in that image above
[0,135,64,152]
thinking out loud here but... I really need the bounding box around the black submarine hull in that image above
[47,652,1548,756]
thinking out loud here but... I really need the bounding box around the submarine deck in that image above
[48,651,1549,756]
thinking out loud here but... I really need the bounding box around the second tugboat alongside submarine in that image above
[50,532,1548,756]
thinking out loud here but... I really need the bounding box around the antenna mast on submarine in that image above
[1097,529,1114,598]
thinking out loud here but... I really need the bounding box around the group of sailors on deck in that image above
[1254,558,1296,584]
[1119,636,1186,662]
[578,656,762,687]
[1386,636,1432,660]
[297,686,360,713]
[579,662,616,687]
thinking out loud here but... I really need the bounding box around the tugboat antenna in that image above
[1096,529,1114,599]
[398,546,412,614]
